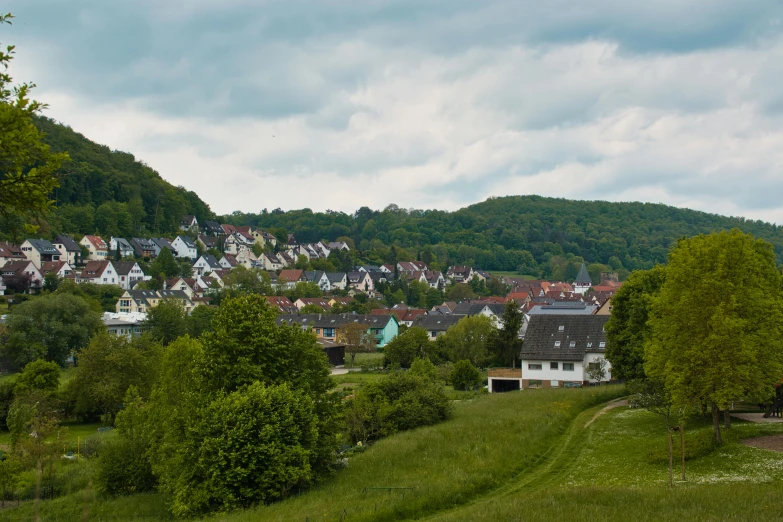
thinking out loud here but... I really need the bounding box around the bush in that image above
[409,357,437,381]
[81,435,106,459]
[450,360,482,391]
[344,372,451,443]
[95,437,156,496]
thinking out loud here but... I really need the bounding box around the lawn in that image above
[2,386,623,521]
[344,351,385,369]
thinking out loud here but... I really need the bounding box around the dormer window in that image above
[554,341,561,347]
[569,341,576,347]
[558,325,564,331]
[599,342,606,348]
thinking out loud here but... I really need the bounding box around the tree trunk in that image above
[667,417,673,488]
[724,409,732,429]
[711,402,723,445]
[680,425,686,482]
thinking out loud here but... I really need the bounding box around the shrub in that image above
[95,437,157,496]
[344,372,451,443]
[409,357,438,380]
[451,360,482,391]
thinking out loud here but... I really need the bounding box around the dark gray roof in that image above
[452,302,506,316]
[326,272,346,283]
[527,303,598,315]
[574,263,592,285]
[177,236,197,248]
[113,237,133,250]
[200,254,221,269]
[276,313,397,329]
[114,261,140,276]
[54,234,81,252]
[520,315,608,361]
[152,238,174,251]
[203,221,224,234]
[411,314,462,332]
[26,239,59,255]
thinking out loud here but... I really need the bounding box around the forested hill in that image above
[224,196,783,277]
[31,117,214,238]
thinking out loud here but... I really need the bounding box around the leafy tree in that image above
[604,265,666,381]
[338,321,375,366]
[0,452,22,507]
[439,315,496,366]
[3,293,103,368]
[383,327,431,368]
[55,279,123,312]
[450,360,482,391]
[488,300,523,367]
[42,272,60,293]
[586,357,608,383]
[0,381,13,431]
[150,247,179,279]
[409,357,437,381]
[144,299,187,345]
[66,333,157,422]
[285,281,322,301]
[0,14,69,239]
[299,303,325,314]
[646,230,783,445]
[445,283,476,301]
[13,359,60,396]
[186,305,216,338]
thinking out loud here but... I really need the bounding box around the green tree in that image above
[488,301,524,367]
[0,452,22,507]
[409,357,437,381]
[445,283,476,301]
[383,327,431,368]
[3,293,103,368]
[337,321,375,366]
[150,247,179,279]
[450,360,482,391]
[186,305,216,338]
[440,315,496,366]
[646,230,783,445]
[0,14,69,238]
[604,265,666,381]
[13,359,60,396]
[42,272,60,293]
[144,299,187,345]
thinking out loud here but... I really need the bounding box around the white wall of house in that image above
[172,237,198,259]
[521,359,584,385]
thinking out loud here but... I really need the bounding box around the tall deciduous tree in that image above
[440,315,496,367]
[604,265,666,381]
[0,14,69,238]
[144,299,187,345]
[646,230,783,445]
[337,321,375,366]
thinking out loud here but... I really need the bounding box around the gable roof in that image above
[520,315,609,361]
[41,261,68,274]
[0,242,25,259]
[53,234,81,252]
[112,237,134,251]
[25,238,60,255]
[279,269,305,282]
[84,235,108,250]
[180,215,197,226]
[82,260,113,278]
[113,261,141,276]
[198,254,222,269]
[175,235,197,249]
[1,260,38,276]
[574,263,592,285]
[411,314,462,331]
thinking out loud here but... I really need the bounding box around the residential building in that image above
[327,241,350,251]
[372,308,427,327]
[151,238,175,257]
[109,237,135,259]
[116,289,196,314]
[197,234,221,251]
[326,272,348,290]
[264,296,297,314]
[130,238,157,258]
[103,311,147,338]
[304,271,331,291]
[78,260,119,285]
[193,254,222,276]
[171,236,198,259]
[114,261,146,290]
[53,235,82,266]
[294,297,332,310]
[201,220,224,236]
[397,261,428,273]
[20,239,61,268]
[219,254,238,269]
[80,235,109,261]
[446,266,474,283]
[0,243,25,267]
[257,252,284,271]
[180,215,198,232]
[276,313,399,347]
[347,271,374,293]
[278,269,306,287]
[411,314,463,340]
[41,261,74,278]
[1,260,43,293]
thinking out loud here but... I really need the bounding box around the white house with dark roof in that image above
[109,237,135,259]
[78,260,118,285]
[114,261,146,290]
[180,215,198,232]
[1,260,43,292]
[20,239,61,268]
[172,236,198,260]
[193,254,222,276]
[53,235,82,266]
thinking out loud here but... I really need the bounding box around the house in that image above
[595,297,613,316]
[193,254,222,276]
[80,235,109,261]
[224,230,255,255]
[278,252,295,267]
[506,292,531,305]
[304,271,331,291]
[109,237,135,259]
[264,296,298,314]
[180,215,198,232]
[327,241,350,251]
[452,301,508,326]
[256,252,284,271]
[53,235,82,266]
[411,314,463,340]
[166,277,199,298]
[447,266,474,283]
[573,263,593,295]
[328,297,354,308]
[347,271,374,293]
[276,313,399,347]
[326,272,348,290]
[371,308,427,327]
[20,239,61,268]
[114,261,146,290]
[252,229,278,247]
[116,289,196,314]
[41,261,74,278]
[103,311,147,338]
[397,261,428,273]
[219,254,238,269]
[201,221,224,236]
[294,297,332,310]
[0,243,26,268]
[130,238,157,259]
[278,269,306,287]
[526,302,598,315]
[197,234,221,251]
[171,236,198,260]
[151,238,175,257]
[508,315,611,391]
[1,260,43,293]
[234,250,257,269]
[417,270,445,290]
[78,260,118,286]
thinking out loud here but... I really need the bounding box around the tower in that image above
[573,262,592,295]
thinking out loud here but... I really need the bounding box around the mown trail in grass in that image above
[436,404,783,521]
[212,386,624,522]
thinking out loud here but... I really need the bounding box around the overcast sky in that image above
[6,1,783,222]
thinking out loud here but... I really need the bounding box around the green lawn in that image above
[0,422,115,450]
[344,351,385,369]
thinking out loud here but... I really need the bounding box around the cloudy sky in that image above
[6,1,783,222]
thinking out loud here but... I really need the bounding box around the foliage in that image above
[2,292,103,368]
[149,247,179,280]
[450,360,483,391]
[0,14,69,239]
[337,321,375,366]
[0,452,22,506]
[488,300,524,367]
[300,304,325,314]
[586,357,608,383]
[409,357,438,381]
[646,230,783,444]
[383,327,432,368]
[55,279,123,312]
[344,372,451,443]
[0,380,13,431]
[12,358,60,396]
[604,265,666,381]
[144,299,187,345]
[186,304,216,338]
[65,333,158,422]
[439,315,496,366]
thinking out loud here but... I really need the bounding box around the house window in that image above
[569,341,576,347]
[563,363,575,371]
[554,341,561,347]
[558,325,564,331]
[315,329,321,334]
[528,363,542,370]
[550,362,559,370]
[550,380,560,388]
[599,342,606,348]
[323,328,335,337]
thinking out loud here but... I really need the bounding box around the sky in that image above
[5,1,783,222]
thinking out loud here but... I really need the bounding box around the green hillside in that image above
[21,117,214,239]
[226,196,783,277]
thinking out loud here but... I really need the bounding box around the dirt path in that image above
[742,434,783,452]
[411,396,625,521]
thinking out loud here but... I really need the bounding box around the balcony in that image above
[488,368,521,379]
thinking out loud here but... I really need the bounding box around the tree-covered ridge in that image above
[225,196,783,276]
[30,116,214,238]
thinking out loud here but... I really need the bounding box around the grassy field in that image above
[344,351,386,369]
[1,386,623,521]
